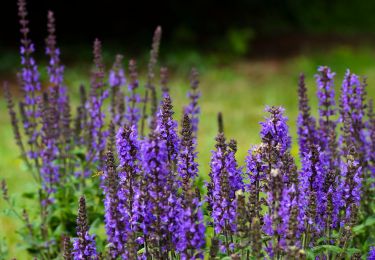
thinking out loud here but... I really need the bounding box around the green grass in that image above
[1,45,375,258]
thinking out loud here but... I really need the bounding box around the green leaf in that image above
[311,245,343,254]
[353,216,375,234]
[346,247,361,256]
[305,249,315,260]
[21,192,35,199]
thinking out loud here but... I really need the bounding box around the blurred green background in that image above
[1,0,375,258]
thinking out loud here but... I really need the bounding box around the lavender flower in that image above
[184,68,201,138]
[207,133,240,254]
[109,55,126,88]
[339,70,367,156]
[369,246,375,260]
[297,73,318,156]
[103,148,128,258]
[86,39,108,169]
[18,0,42,157]
[73,196,98,260]
[46,11,67,113]
[136,129,176,258]
[115,125,141,258]
[340,147,362,226]
[246,145,266,221]
[260,106,291,155]
[255,106,298,256]
[226,140,244,195]
[40,90,59,194]
[175,189,205,259]
[157,95,180,164]
[178,114,199,190]
[315,66,338,168]
[299,144,327,233]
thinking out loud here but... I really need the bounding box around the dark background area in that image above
[2,0,375,58]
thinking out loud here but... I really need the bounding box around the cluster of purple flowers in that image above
[2,0,375,259]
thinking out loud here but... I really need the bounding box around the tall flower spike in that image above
[18,0,42,157]
[207,133,237,253]
[339,70,366,156]
[175,188,205,259]
[299,144,326,234]
[297,73,318,156]
[157,95,180,164]
[184,68,201,138]
[103,148,127,258]
[315,66,338,168]
[246,145,266,221]
[235,193,250,254]
[257,107,295,256]
[40,90,60,194]
[178,114,199,190]
[141,26,162,136]
[116,125,141,258]
[126,59,141,127]
[73,196,98,260]
[260,106,291,156]
[340,145,362,226]
[226,139,244,194]
[138,129,176,258]
[87,39,108,169]
[46,10,67,112]
[63,236,72,260]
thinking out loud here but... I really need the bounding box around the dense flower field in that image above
[1,0,375,259]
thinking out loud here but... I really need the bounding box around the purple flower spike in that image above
[109,55,126,88]
[18,0,42,154]
[157,95,180,164]
[40,91,60,194]
[73,196,98,260]
[260,106,291,155]
[86,39,108,170]
[136,129,177,258]
[178,114,199,189]
[175,189,205,259]
[369,246,375,260]
[46,11,67,111]
[315,66,338,168]
[103,149,128,258]
[297,73,318,156]
[207,133,240,247]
